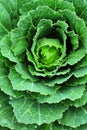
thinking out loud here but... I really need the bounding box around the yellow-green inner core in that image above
[39,45,60,65]
[37,38,62,65]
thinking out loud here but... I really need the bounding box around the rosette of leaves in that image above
[0,0,87,129]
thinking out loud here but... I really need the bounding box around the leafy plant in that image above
[0,0,87,129]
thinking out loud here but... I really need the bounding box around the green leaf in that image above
[0,91,17,129]
[28,64,67,78]
[66,48,86,65]
[37,122,67,130]
[11,28,28,56]
[61,122,87,130]
[55,68,70,76]
[59,104,87,128]
[31,18,53,52]
[0,33,18,63]
[30,6,63,25]
[54,20,68,32]
[0,91,36,130]
[61,9,85,34]
[0,63,17,97]
[43,74,72,87]
[37,85,85,104]
[74,90,87,108]
[10,96,68,125]
[61,9,87,48]
[0,24,8,40]
[20,0,75,14]
[8,68,57,95]
[73,66,87,77]
[75,54,87,69]
[17,13,33,29]
[66,30,79,50]
[67,75,87,86]
[0,0,24,28]
[0,2,11,31]
[9,0,22,12]
[70,0,87,25]
[15,63,38,81]
[26,50,39,72]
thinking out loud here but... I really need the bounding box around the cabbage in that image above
[0,0,87,129]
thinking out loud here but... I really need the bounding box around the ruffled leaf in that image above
[0,33,18,62]
[74,89,87,108]
[73,66,87,77]
[9,68,57,95]
[59,104,87,128]
[11,28,28,56]
[66,48,86,65]
[44,74,72,87]
[20,0,75,14]
[0,62,21,97]
[10,96,69,125]
[37,85,85,104]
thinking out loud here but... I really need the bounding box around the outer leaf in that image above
[11,28,28,56]
[75,55,87,69]
[59,104,87,128]
[9,68,57,95]
[66,48,86,65]
[74,90,87,108]
[0,63,17,97]
[61,9,85,34]
[69,0,87,24]
[15,63,38,81]
[38,122,87,130]
[0,24,8,40]
[20,0,75,14]
[55,68,70,76]
[37,85,85,104]
[0,91,36,130]
[9,0,22,12]
[73,66,87,77]
[0,0,23,29]
[0,7,11,30]
[0,2,11,39]
[17,12,33,29]
[29,6,63,25]
[43,74,72,87]
[10,96,68,125]
[63,123,87,130]
[0,91,17,129]
[0,33,18,63]
[66,75,87,86]
[28,65,70,78]
[61,9,87,49]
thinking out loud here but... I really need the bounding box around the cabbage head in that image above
[1,0,87,129]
